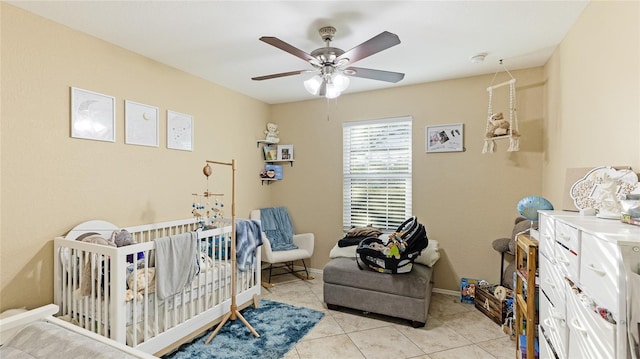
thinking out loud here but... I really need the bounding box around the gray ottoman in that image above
[323,257,434,327]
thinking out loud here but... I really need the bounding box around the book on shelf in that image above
[264,164,283,180]
[263,145,277,161]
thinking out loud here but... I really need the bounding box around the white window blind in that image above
[343,117,412,230]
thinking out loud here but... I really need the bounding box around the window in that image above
[343,117,412,230]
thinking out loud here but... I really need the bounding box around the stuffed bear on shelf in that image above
[264,122,280,143]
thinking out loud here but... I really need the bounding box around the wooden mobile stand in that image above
[204,159,259,344]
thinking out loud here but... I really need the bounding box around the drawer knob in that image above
[543,318,557,331]
[586,263,606,276]
[571,318,588,334]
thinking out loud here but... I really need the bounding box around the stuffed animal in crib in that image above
[112,229,134,247]
[199,252,214,272]
[125,267,156,302]
[78,234,116,297]
[111,229,144,263]
[264,122,280,143]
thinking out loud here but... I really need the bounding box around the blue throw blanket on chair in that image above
[260,207,298,251]
[235,219,263,271]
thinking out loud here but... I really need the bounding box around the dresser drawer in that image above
[566,285,616,359]
[540,288,568,358]
[539,253,566,315]
[580,232,620,316]
[554,222,580,280]
[538,212,555,258]
[539,331,558,359]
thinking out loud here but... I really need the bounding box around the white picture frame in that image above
[125,100,159,147]
[70,87,116,142]
[277,144,294,161]
[426,123,464,153]
[167,110,193,151]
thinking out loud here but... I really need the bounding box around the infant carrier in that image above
[356,216,428,274]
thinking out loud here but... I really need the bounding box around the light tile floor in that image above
[260,271,516,359]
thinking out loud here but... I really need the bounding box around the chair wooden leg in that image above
[499,252,505,286]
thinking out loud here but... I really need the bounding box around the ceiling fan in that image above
[252,26,405,98]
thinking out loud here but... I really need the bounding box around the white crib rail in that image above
[53,218,261,355]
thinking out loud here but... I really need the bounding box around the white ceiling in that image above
[9,1,589,104]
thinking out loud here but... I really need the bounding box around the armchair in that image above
[250,209,314,285]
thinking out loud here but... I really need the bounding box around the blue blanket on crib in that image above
[260,207,298,251]
[235,219,263,271]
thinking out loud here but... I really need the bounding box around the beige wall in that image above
[0,4,271,310]
[543,1,640,204]
[270,68,545,292]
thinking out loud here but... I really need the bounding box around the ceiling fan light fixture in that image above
[332,73,350,92]
[325,88,340,99]
[304,75,322,95]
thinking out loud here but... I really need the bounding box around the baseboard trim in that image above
[432,288,459,297]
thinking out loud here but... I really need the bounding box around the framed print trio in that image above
[70,87,193,150]
[426,123,464,153]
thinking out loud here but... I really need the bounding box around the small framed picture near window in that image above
[125,100,159,147]
[167,110,193,151]
[426,123,464,153]
[70,87,116,142]
[277,145,294,161]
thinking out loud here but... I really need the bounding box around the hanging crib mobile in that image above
[482,60,520,153]
[192,163,225,229]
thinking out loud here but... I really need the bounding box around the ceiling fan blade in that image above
[345,67,405,83]
[259,36,320,66]
[252,70,314,81]
[336,31,401,66]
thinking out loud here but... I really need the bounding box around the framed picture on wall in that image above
[70,87,116,142]
[426,123,464,153]
[167,110,193,151]
[125,100,159,147]
[277,145,294,161]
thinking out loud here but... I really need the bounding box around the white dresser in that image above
[537,210,640,359]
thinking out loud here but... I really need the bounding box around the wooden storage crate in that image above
[474,285,510,325]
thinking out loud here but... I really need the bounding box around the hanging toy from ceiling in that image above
[192,163,225,229]
[482,60,520,154]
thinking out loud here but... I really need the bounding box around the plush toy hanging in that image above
[482,61,520,154]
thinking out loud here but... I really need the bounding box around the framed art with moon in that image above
[125,100,159,147]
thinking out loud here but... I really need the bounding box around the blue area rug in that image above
[164,300,324,359]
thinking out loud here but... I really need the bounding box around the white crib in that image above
[53,218,261,356]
